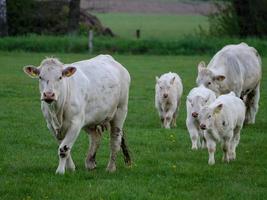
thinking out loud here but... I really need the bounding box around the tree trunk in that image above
[68,0,80,34]
[0,0,8,36]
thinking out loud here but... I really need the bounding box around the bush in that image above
[0,35,266,56]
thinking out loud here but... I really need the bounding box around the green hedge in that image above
[0,35,266,56]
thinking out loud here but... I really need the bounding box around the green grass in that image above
[96,13,209,40]
[0,52,267,199]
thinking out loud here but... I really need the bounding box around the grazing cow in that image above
[198,92,246,165]
[155,72,183,129]
[196,43,262,124]
[186,85,216,150]
[23,55,131,174]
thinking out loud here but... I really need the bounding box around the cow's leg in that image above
[230,126,241,160]
[84,127,102,170]
[245,84,260,124]
[171,110,177,128]
[164,111,173,129]
[222,135,231,163]
[187,123,199,150]
[66,155,75,171]
[107,105,129,172]
[56,121,81,175]
[205,132,216,165]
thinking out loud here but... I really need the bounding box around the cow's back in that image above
[208,43,261,91]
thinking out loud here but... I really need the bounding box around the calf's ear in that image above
[214,75,225,81]
[23,65,40,78]
[170,76,175,84]
[198,61,206,72]
[62,66,76,77]
[214,103,223,114]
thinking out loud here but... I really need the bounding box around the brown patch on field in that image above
[81,0,216,15]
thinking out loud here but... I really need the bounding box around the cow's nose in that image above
[163,93,168,98]
[192,112,198,118]
[43,92,55,104]
[200,124,206,130]
[43,92,55,98]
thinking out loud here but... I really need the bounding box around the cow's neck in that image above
[45,80,68,135]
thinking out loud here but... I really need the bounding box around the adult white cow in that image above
[196,43,262,124]
[23,55,131,174]
[186,85,216,150]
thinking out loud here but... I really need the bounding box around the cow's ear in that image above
[170,76,175,85]
[198,61,206,72]
[214,103,223,114]
[214,75,225,81]
[155,76,159,82]
[62,66,76,77]
[187,96,192,103]
[23,65,40,78]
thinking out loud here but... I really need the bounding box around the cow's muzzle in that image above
[42,92,56,104]
[200,124,206,130]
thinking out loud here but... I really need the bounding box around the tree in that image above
[0,0,8,36]
[208,0,267,37]
[68,0,80,34]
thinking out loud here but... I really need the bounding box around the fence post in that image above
[88,30,93,53]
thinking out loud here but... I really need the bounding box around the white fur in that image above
[196,43,261,124]
[155,72,183,129]
[186,85,216,150]
[24,55,130,174]
[198,92,246,165]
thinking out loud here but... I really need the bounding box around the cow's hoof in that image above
[106,164,116,173]
[191,145,198,150]
[55,167,65,175]
[208,159,215,165]
[85,161,96,170]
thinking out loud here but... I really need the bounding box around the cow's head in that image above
[198,103,223,131]
[196,61,225,95]
[23,58,76,104]
[156,75,176,100]
[187,95,209,119]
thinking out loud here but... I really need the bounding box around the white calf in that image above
[186,85,216,150]
[198,92,245,165]
[155,72,183,129]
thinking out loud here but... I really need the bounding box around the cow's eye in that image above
[59,76,62,80]
[160,86,163,89]
[207,82,211,85]
[39,76,42,80]
[208,115,211,119]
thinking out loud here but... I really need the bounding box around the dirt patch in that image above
[81,0,216,15]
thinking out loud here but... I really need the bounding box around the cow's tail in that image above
[121,131,132,166]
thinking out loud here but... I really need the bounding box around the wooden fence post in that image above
[88,30,93,53]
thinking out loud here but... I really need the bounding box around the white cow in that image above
[23,55,131,174]
[198,92,246,165]
[155,72,183,129]
[186,85,216,150]
[196,43,261,124]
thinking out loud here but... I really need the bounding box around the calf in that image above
[155,72,183,129]
[23,55,131,174]
[198,92,245,165]
[186,85,216,150]
[196,43,261,124]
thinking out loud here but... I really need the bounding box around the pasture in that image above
[0,51,266,199]
[96,13,208,40]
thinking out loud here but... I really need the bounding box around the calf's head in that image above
[187,95,210,119]
[198,103,223,130]
[196,61,225,95]
[23,58,76,104]
[156,76,176,100]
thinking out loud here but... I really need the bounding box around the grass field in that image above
[96,13,208,40]
[0,52,267,200]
